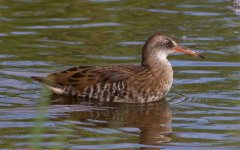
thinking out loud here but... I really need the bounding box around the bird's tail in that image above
[31,76,64,95]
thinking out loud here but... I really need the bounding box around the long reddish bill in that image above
[175,46,204,58]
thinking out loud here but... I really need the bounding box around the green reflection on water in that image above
[0,0,239,149]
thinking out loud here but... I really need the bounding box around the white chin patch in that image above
[156,51,168,61]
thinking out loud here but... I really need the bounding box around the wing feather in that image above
[32,65,142,94]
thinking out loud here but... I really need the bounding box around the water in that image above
[0,0,239,149]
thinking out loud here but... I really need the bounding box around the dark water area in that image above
[0,0,239,149]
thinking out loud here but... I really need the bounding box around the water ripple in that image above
[0,54,15,58]
[147,8,178,14]
[39,17,89,22]
[172,61,240,67]
[0,17,13,22]
[176,4,214,8]
[0,33,8,37]
[178,132,239,141]
[0,70,48,78]
[10,31,38,35]
[39,38,82,45]
[89,0,120,2]
[175,77,224,85]
[118,41,144,46]
[19,22,123,29]
[0,61,51,67]
[183,11,220,16]
[78,54,137,60]
[147,9,220,16]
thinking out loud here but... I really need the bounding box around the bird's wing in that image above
[32,65,140,93]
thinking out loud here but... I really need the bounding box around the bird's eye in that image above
[164,39,173,48]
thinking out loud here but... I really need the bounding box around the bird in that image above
[32,32,204,103]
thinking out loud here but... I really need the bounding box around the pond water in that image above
[0,0,239,149]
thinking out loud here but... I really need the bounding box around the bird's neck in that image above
[141,51,171,70]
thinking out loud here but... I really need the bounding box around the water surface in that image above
[0,0,239,149]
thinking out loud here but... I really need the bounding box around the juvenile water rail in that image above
[32,33,204,103]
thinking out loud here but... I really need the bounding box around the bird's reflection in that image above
[50,95,172,147]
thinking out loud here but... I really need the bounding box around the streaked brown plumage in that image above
[32,33,204,103]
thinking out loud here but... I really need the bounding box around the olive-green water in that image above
[0,0,239,149]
